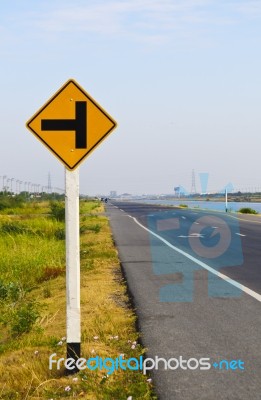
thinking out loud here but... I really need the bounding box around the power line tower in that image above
[47,172,52,194]
[191,169,197,195]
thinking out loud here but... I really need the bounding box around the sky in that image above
[0,0,261,195]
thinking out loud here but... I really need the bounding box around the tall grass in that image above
[0,216,65,287]
[0,201,156,399]
[0,235,65,286]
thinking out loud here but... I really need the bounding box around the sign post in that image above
[65,167,81,370]
[26,79,117,372]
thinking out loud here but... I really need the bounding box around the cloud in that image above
[1,0,261,48]
[233,0,261,16]
[21,0,216,43]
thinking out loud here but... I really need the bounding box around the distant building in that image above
[174,186,180,197]
[110,190,117,198]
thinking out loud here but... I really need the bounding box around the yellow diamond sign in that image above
[26,79,117,170]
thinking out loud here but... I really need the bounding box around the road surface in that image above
[106,201,261,400]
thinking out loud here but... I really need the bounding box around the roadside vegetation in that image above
[238,207,258,215]
[0,196,155,399]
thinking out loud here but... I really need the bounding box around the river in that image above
[134,199,261,213]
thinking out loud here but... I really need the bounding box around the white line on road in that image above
[235,233,246,237]
[178,234,204,238]
[130,217,261,303]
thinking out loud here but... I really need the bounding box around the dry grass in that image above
[0,201,155,399]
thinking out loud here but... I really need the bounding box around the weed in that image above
[43,285,52,298]
[4,300,42,337]
[80,223,101,234]
[54,228,65,240]
[50,201,65,221]
[38,266,65,282]
[0,280,8,299]
[238,207,258,214]
[0,195,25,211]
[0,280,23,302]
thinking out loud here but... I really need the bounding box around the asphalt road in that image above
[106,201,261,400]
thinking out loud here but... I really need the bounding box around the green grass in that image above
[238,207,258,214]
[0,198,50,215]
[0,234,65,285]
[80,199,103,214]
[0,200,156,399]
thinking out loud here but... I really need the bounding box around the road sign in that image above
[26,79,117,170]
[26,79,117,372]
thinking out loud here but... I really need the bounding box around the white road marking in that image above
[235,233,246,237]
[119,209,124,211]
[181,216,186,219]
[178,234,204,238]
[212,226,218,229]
[130,217,261,303]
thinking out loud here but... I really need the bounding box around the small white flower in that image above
[132,341,137,345]
[127,396,133,400]
[131,344,136,349]
[147,378,152,383]
[72,377,78,382]
[57,341,63,346]
[93,336,99,340]
[114,335,119,340]
[34,350,39,355]
[91,349,96,354]
[62,336,66,341]
[119,353,125,359]
[64,385,71,391]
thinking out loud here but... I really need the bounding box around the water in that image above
[134,199,261,213]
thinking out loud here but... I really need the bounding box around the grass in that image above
[238,207,258,215]
[0,198,50,215]
[0,200,156,399]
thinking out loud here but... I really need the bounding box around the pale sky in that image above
[0,0,261,195]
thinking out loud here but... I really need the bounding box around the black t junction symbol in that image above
[41,101,87,149]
